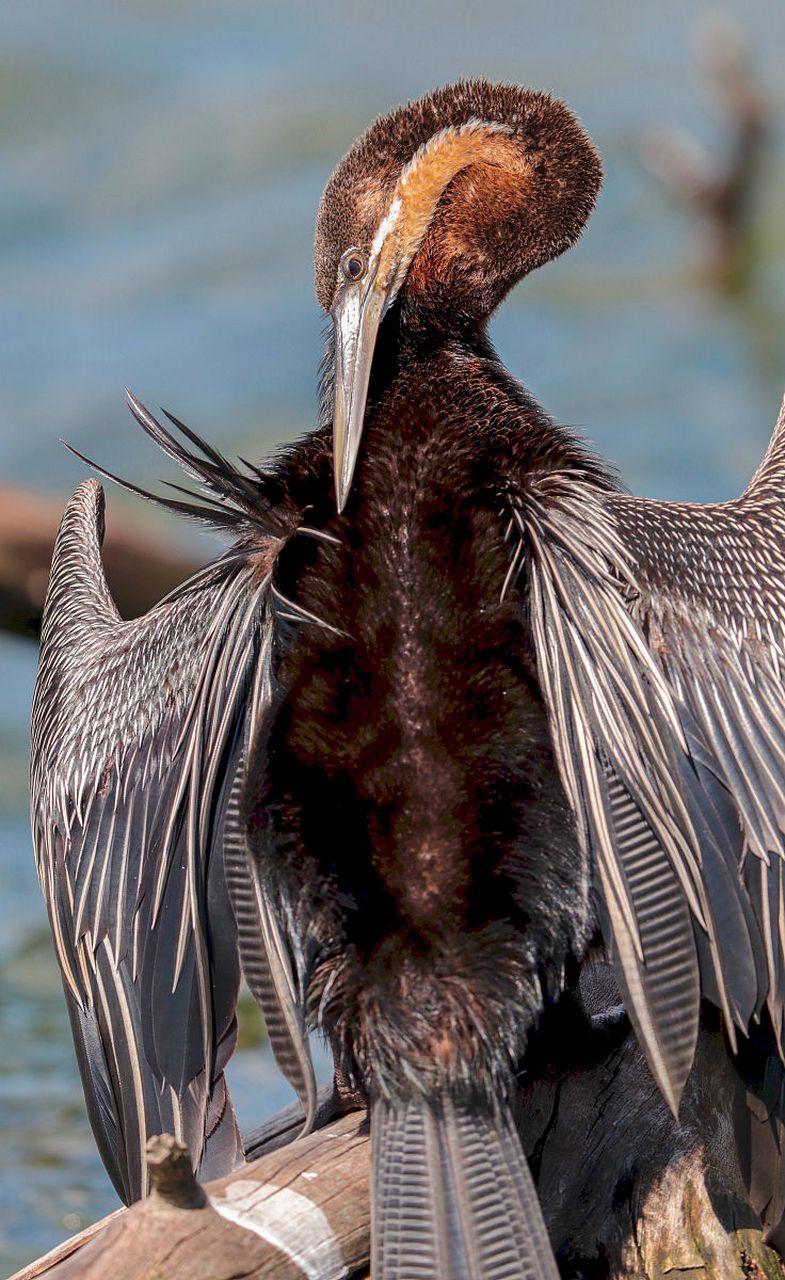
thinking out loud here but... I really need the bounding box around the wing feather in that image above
[32,394,321,1197]
[30,474,277,1201]
[517,395,785,1228]
[518,475,707,1110]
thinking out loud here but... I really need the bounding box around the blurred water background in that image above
[3,0,785,1272]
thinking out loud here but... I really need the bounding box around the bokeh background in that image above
[3,0,785,1271]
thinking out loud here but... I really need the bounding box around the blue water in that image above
[3,0,785,1272]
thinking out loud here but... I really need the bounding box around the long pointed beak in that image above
[331,278,387,512]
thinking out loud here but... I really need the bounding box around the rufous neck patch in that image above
[373,119,527,298]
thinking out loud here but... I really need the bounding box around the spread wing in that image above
[30,401,315,1204]
[517,395,785,1235]
[517,398,785,1098]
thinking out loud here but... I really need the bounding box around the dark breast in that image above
[246,394,587,1096]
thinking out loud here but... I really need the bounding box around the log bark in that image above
[0,485,199,637]
[12,1109,370,1280]
[11,987,785,1280]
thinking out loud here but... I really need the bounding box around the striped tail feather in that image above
[371,1093,560,1280]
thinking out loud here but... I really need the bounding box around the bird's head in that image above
[315,79,602,510]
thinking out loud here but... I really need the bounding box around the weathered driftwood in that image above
[12,1107,370,1280]
[11,992,785,1280]
[518,1017,785,1279]
[0,484,199,637]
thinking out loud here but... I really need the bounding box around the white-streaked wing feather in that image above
[517,472,726,1113]
[30,477,299,1202]
[518,395,785,1138]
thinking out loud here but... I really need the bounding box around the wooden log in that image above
[11,1111,370,1280]
[7,1092,343,1280]
[0,485,200,638]
[11,988,785,1280]
[518,1016,785,1279]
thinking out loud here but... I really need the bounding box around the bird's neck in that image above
[382,307,495,365]
[366,314,497,416]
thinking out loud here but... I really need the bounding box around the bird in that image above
[30,78,785,1277]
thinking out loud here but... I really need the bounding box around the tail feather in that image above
[371,1094,560,1280]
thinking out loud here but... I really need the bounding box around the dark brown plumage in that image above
[247,364,599,1105]
[31,78,785,1279]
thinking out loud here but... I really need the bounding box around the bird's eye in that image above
[340,248,367,282]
